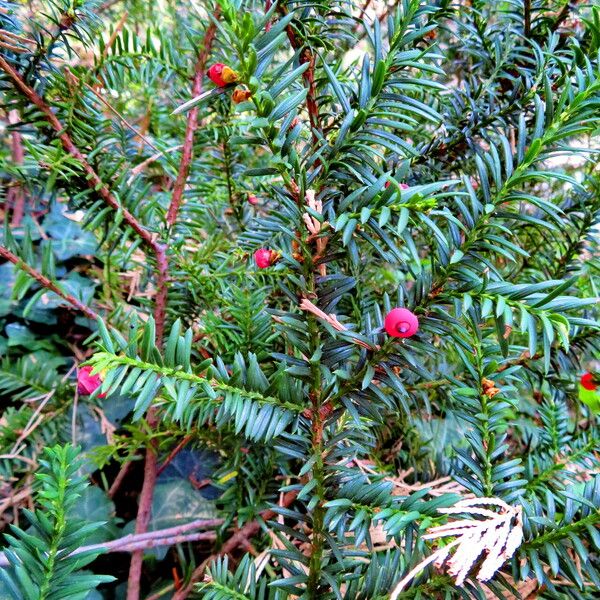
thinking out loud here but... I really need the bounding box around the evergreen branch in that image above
[91,352,302,411]
[0,57,154,249]
[0,445,114,596]
[525,438,597,491]
[0,245,99,320]
[81,78,167,159]
[0,55,170,342]
[523,509,600,549]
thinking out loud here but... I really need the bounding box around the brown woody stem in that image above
[171,491,298,599]
[166,15,219,227]
[0,245,99,320]
[126,438,158,600]
[7,109,25,226]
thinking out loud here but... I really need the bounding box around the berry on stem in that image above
[207,63,238,87]
[385,181,409,190]
[581,372,597,391]
[247,194,259,205]
[384,307,419,338]
[254,248,275,269]
[77,365,106,397]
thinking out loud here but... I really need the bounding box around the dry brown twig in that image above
[0,518,224,567]
[299,298,374,350]
[127,144,183,184]
[171,491,299,599]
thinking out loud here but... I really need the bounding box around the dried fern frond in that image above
[391,497,523,598]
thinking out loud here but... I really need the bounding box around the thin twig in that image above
[102,11,128,59]
[10,392,54,456]
[71,389,79,445]
[171,491,298,599]
[0,518,223,567]
[157,434,193,476]
[127,144,183,183]
[0,245,99,320]
[0,487,32,519]
[166,14,219,226]
[126,444,158,600]
[358,0,374,21]
[277,6,321,145]
[82,80,165,157]
[108,460,132,498]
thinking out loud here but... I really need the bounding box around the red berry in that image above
[207,64,238,87]
[77,365,106,397]
[207,63,226,86]
[248,194,259,205]
[581,372,597,391]
[384,308,419,338]
[254,248,274,269]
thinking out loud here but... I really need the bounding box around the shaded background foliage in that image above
[0,0,599,598]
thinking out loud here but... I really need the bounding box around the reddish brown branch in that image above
[157,434,193,476]
[358,0,374,21]
[172,491,298,600]
[153,245,169,345]
[0,57,158,250]
[126,440,158,600]
[0,55,170,348]
[301,49,320,146]
[166,16,219,227]
[265,0,272,31]
[124,25,220,592]
[7,110,25,226]
[108,460,132,498]
[550,1,579,33]
[277,8,320,145]
[0,245,99,320]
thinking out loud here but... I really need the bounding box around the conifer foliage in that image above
[0,0,599,598]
